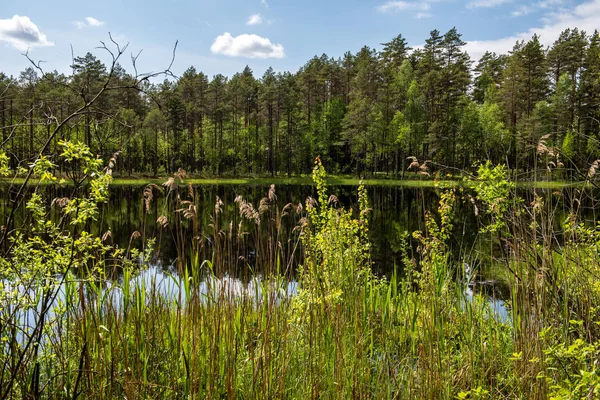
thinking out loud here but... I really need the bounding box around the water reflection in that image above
[1,181,593,302]
[1,184,455,271]
[124,265,299,304]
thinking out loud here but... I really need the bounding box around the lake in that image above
[0,180,588,302]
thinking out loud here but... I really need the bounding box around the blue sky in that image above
[0,0,599,80]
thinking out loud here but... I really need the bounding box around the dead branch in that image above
[0,35,178,251]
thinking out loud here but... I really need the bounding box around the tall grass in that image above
[2,157,600,399]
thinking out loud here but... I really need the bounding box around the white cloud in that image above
[512,4,535,16]
[247,14,263,25]
[74,16,105,29]
[377,1,431,12]
[211,32,285,59]
[467,0,511,8]
[261,0,269,8]
[377,1,439,17]
[85,17,104,27]
[537,0,567,9]
[465,0,600,61]
[510,0,566,17]
[0,15,53,51]
[415,12,433,19]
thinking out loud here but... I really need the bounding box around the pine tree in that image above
[473,52,507,104]
[261,68,277,176]
[581,30,600,157]
[70,53,107,148]
[417,29,444,161]
[441,27,471,167]
[520,34,549,118]
[208,74,228,175]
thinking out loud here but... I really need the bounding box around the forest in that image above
[3,25,600,399]
[2,27,599,178]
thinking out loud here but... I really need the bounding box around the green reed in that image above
[3,154,600,399]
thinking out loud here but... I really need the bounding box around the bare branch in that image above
[70,44,75,75]
[131,49,143,78]
[21,49,46,76]
[0,35,179,250]
[0,104,44,149]
[109,32,128,55]
[0,79,12,100]
[134,40,179,83]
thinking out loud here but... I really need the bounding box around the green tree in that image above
[70,53,108,148]
[581,30,600,158]
[473,51,506,104]
[143,108,166,177]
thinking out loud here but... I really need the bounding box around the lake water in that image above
[1,180,588,307]
[2,183,466,270]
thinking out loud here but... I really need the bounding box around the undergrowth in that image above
[1,149,600,399]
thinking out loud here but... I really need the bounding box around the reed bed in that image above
[2,157,600,399]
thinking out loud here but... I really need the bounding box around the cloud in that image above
[74,16,105,29]
[415,12,433,19]
[512,4,535,16]
[377,1,438,17]
[85,17,104,27]
[0,15,53,51]
[537,0,567,9]
[211,32,285,59]
[510,0,567,17]
[465,0,600,61]
[261,0,269,8]
[466,0,512,8]
[247,14,263,25]
[377,1,431,12]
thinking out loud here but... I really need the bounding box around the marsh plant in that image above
[3,145,600,398]
[0,141,151,398]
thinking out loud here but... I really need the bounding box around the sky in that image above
[0,0,599,80]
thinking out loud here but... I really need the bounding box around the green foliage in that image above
[7,155,600,398]
[4,24,600,394]
[296,157,372,310]
[0,141,148,398]
[412,188,455,302]
[3,27,600,177]
[539,328,600,399]
[31,156,57,182]
[472,161,515,233]
[0,152,9,176]
[456,386,490,400]
[480,88,509,154]
[561,131,575,159]
[391,110,411,146]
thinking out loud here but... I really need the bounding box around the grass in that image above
[2,162,600,399]
[0,174,593,189]
[0,174,440,187]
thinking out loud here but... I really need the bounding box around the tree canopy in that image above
[2,27,600,178]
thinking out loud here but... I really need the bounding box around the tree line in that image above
[1,27,599,178]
